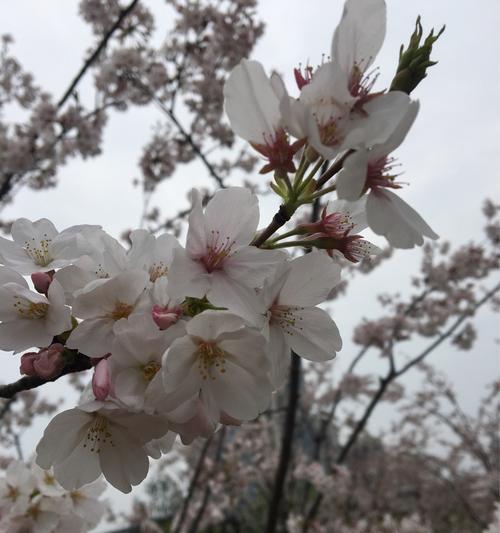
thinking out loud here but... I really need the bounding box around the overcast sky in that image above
[1,1,499,530]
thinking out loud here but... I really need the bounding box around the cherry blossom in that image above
[36,407,170,493]
[168,188,284,318]
[0,267,71,352]
[66,269,148,358]
[162,311,271,421]
[261,252,342,389]
[0,218,100,275]
[224,59,304,174]
[336,102,438,248]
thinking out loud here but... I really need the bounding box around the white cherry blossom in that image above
[168,188,284,321]
[36,407,169,493]
[336,101,438,248]
[162,311,271,421]
[109,313,185,412]
[66,269,149,357]
[224,59,303,174]
[331,0,386,97]
[0,218,101,275]
[262,253,343,389]
[0,266,71,351]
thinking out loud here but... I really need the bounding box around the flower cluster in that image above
[0,186,345,493]
[0,459,106,532]
[224,0,438,249]
[0,0,445,501]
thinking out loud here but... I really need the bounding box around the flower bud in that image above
[151,304,182,330]
[32,343,65,380]
[92,358,111,401]
[31,271,53,295]
[20,352,38,376]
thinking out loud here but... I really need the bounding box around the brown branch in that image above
[265,352,301,533]
[0,355,92,399]
[173,436,213,533]
[187,427,226,533]
[252,204,292,247]
[57,0,140,109]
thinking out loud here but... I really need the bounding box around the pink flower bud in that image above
[20,352,38,376]
[92,358,111,401]
[31,271,53,294]
[151,305,182,330]
[32,343,65,380]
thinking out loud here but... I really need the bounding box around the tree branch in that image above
[0,355,92,399]
[187,427,226,533]
[126,75,226,189]
[265,352,301,533]
[173,436,213,533]
[57,0,140,109]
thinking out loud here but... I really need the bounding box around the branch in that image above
[265,352,301,533]
[394,281,500,378]
[126,75,226,189]
[57,0,140,109]
[252,158,342,248]
[0,355,92,399]
[187,427,226,533]
[173,436,213,533]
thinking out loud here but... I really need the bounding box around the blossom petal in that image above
[204,187,259,246]
[278,252,342,307]
[331,0,386,76]
[283,307,342,361]
[336,149,370,201]
[366,189,438,249]
[224,59,281,144]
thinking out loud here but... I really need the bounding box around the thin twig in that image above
[126,75,225,189]
[57,0,140,109]
[187,427,227,533]
[173,437,213,533]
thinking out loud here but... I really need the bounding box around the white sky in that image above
[1,1,500,530]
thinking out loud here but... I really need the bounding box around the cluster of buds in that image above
[0,0,443,499]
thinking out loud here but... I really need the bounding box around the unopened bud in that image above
[31,271,54,295]
[151,305,182,330]
[32,343,65,379]
[92,358,111,401]
[20,352,38,376]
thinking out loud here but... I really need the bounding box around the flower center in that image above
[83,415,114,453]
[14,298,49,319]
[366,156,402,190]
[270,305,304,335]
[201,231,235,272]
[149,261,168,282]
[23,236,52,267]
[322,212,354,238]
[70,490,82,503]
[197,341,226,380]
[7,485,20,501]
[141,361,161,382]
[43,472,56,486]
[109,301,134,320]
[318,118,341,147]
